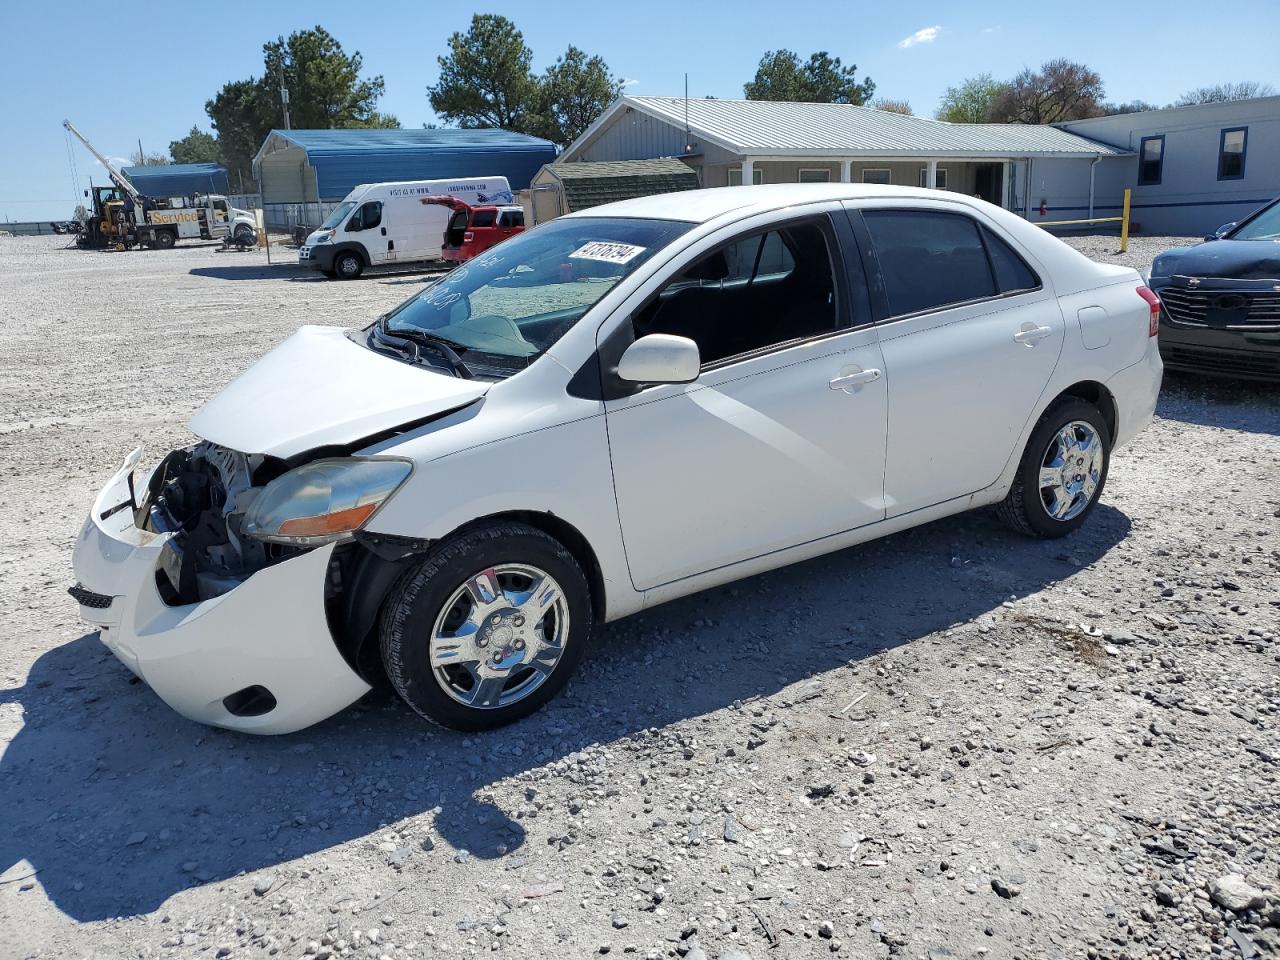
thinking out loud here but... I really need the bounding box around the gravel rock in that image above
[1210,874,1267,913]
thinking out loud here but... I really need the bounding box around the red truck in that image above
[420,195,525,263]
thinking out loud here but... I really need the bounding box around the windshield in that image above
[383,216,692,364]
[1232,201,1280,241]
[321,201,357,230]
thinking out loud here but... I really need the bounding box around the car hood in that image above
[188,325,488,459]
[1155,240,1280,282]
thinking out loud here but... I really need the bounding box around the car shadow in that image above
[188,265,449,285]
[1157,371,1280,435]
[0,504,1130,921]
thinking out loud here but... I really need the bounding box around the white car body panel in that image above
[71,184,1162,733]
[187,325,488,458]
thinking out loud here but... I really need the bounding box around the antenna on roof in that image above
[684,73,693,154]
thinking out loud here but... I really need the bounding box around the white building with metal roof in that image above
[561,95,1280,235]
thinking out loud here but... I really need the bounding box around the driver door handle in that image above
[829,368,882,392]
[1013,324,1053,344]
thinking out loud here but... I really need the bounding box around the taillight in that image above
[463,231,474,241]
[1136,285,1160,336]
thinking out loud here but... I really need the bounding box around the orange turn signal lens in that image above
[277,502,379,538]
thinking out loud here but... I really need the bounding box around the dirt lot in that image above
[0,233,1277,960]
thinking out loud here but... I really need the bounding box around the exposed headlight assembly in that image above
[243,458,412,545]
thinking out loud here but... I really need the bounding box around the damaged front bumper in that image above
[70,450,371,734]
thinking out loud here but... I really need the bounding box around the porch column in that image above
[926,158,939,189]
[840,159,852,183]
[740,158,754,186]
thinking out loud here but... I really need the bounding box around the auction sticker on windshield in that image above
[568,241,646,265]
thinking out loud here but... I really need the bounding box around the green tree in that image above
[988,59,1105,124]
[871,97,913,115]
[935,73,1006,123]
[169,126,221,164]
[744,50,874,104]
[1175,81,1276,105]
[428,14,541,131]
[206,27,398,188]
[536,45,623,145]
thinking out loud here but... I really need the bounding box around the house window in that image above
[798,168,832,183]
[862,168,891,185]
[1218,127,1247,180]
[1138,135,1164,186]
[727,167,764,186]
[918,167,948,189]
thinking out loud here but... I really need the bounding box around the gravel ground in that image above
[1,234,1278,960]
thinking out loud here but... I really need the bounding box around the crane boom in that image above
[63,118,142,203]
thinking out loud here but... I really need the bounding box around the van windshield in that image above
[321,201,356,230]
[382,216,693,368]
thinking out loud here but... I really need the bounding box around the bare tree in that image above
[989,59,1105,124]
[871,98,913,115]
[1175,81,1276,105]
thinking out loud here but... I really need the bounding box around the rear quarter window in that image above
[982,226,1041,293]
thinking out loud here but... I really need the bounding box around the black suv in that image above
[1148,197,1280,380]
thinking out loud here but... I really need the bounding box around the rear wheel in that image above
[335,250,363,279]
[233,225,256,247]
[380,522,593,730]
[997,397,1110,538]
[151,230,176,250]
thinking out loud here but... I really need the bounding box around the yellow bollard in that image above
[1120,189,1131,254]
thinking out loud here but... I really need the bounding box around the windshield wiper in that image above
[374,319,474,379]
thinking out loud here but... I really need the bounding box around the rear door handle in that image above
[1013,324,1053,344]
[829,368,882,392]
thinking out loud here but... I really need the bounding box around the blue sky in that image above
[2,0,1277,221]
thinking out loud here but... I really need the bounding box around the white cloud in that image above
[621,78,640,88]
[898,25,941,48]
[982,25,1001,33]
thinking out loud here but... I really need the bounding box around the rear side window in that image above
[472,210,497,228]
[982,226,1040,293]
[863,210,996,316]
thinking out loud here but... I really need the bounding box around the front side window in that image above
[1139,136,1164,185]
[862,168,892,185]
[862,210,997,316]
[499,210,524,228]
[799,168,832,183]
[384,217,692,365]
[1218,127,1247,180]
[348,201,382,231]
[632,218,840,366]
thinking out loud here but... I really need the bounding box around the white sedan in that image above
[71,184,1162,733]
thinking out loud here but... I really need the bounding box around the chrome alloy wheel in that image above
[1038,420,1104,522]
[428,564,570,710]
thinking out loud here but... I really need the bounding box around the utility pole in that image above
[137,138,144,164]
[280,75,292,130]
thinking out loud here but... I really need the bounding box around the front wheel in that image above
[380,522,593,731]
[997,397,1111,538]
[334,250,363,279]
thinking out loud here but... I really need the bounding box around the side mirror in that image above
[617,334,700,385]
[1205,222,1235,242]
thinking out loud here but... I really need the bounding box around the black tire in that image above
[151,230,176,250]
[997,397,1111,539]
[380,522,593,731]
[234,226,256,247]
[334,250,364,279]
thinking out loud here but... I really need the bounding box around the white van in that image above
[299,177,514,279]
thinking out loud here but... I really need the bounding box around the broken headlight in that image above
[243,458,412,546]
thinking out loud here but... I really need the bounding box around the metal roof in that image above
[122,162,229,197]
[541,158,699,212]
[575,97,1130,159]
[255,128,559,200]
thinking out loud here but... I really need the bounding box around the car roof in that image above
[562,182,984,223]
